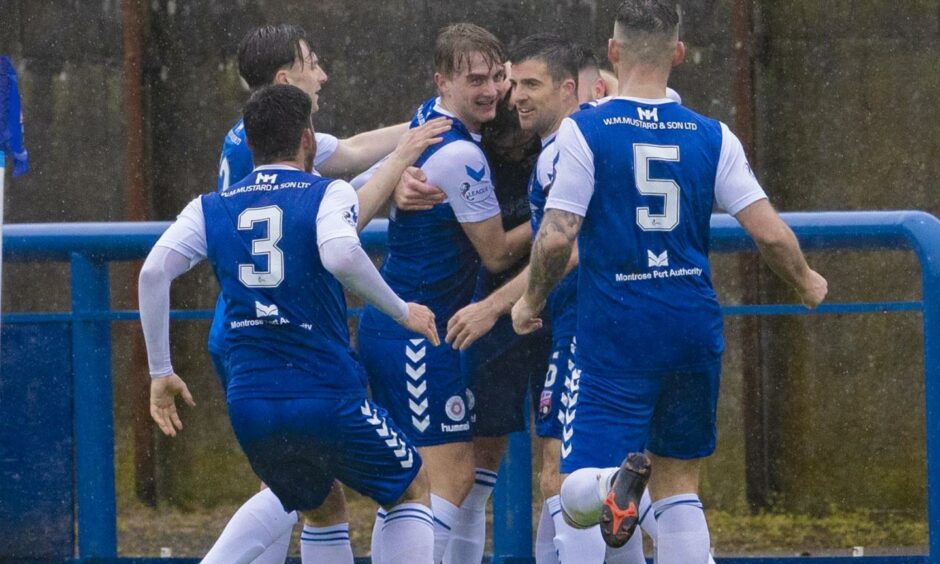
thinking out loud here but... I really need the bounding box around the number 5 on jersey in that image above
[634,144,680,231]
[238,206,284,287]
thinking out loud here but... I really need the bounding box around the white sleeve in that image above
[139,246,202,377]
[320,236,409,322]
[316,180,361,245]
[349,154,390,190]
[314,132,340,169]
[422,141,500,223]
[154,197,207,265]
[545,118,595,217]
[715,123,768,215]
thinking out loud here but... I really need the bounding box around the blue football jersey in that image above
[529,135,577,340]
[202,167,366,400]
[217,119,254,193]
[358,98,483,337]
[567,99,724,374]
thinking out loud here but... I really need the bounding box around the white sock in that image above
[382,502,435,564]
[603,530,645,564]
[371,508,387,564]
[431,494,460,562]
[535,498,559,564]
[550,496,605,563]
[202,488,298,564]
[251,527,292,564]
[558,466,616,528]
[443,468,497,564]
[638,488,656,543]
[653,494,710,564]
[300,523,353,564]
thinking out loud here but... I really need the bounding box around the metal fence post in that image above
[493,428,533,563]
[70,252,117,557]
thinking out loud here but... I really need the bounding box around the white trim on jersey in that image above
[545,117,768,218]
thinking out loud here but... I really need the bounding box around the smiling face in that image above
[436,51,506,132]
[277,40,329,113]
[510,57,574,139]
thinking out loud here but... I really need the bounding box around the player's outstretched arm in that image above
[354,118,451,229]
[735,199,828,308]
[139,230,203,436]
[512,209,583,335]
[319,122,410,178]
[446,243,579,350]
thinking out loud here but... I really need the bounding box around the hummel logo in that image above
[637,107,659,122]
[465,164,486,182]
[255,301,279,317]
[647,250,669,268]
[256,172,277,184]
[342,204,359,227]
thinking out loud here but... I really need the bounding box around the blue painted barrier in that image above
[2,210,939,563]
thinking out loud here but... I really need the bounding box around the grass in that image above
[116,491,928,559]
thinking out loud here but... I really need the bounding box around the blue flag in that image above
[0,55,28,176]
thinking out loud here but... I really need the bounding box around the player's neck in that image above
[263,158,305,171]
[439,98,481,133]
[541,101,579,142]
[615,65,670,99]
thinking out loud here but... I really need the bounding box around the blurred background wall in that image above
[0,0,937,516]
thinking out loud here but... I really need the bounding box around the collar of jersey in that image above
[610,95,678,105]
[541,130,558,148]
[253,164,302,172]
[433,97,483,142]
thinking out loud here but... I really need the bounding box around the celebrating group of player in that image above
[138,1,828,563]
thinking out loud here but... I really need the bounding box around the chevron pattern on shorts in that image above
[560,367,581,459]
[405,338,430,432]
[360,401,414,469]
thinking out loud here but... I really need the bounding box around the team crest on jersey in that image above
[445,395,467,422]
[342,204,359,227]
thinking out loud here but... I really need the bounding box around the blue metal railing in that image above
[2,210,940,563]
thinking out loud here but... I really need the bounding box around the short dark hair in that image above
[242,84,312,165]
[509,34,580,86]
[238,24,308,90]
[576,45,600,74]
[615,0,680,35]
[435,23,505,78]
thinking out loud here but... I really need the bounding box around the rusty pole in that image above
[732,0,771,512]
[123,0,156,507]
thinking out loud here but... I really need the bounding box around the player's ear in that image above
[273,69,291,86]
[562,78,577,99]
[607,38,620,67]
[672,41,686,68]
[433,72,448,95]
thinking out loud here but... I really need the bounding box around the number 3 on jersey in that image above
[633,144,680,231]
[238,206,284,287]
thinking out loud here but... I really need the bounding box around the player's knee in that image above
[559,468,604,528]
[300,481,348,526]
[394,466,431,508]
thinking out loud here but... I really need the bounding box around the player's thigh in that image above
[534,337,575,442]
[647,362,721,460]
[559,368,660,474]
[227,398,335,512]
[301,480,348,526]
[330,398,425,507]
[360,332,472,447]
